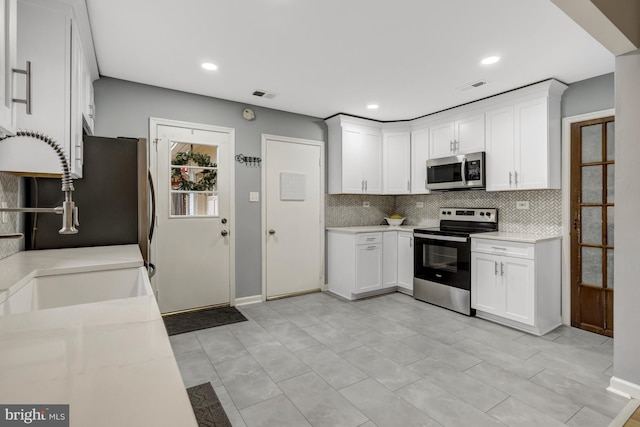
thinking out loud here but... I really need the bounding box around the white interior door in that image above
[263,135,323,299]
[151,120,234,313]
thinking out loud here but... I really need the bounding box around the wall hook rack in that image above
[235,154,261,167]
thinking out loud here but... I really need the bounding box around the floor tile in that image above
[174,349,221,388]
[407,357,508,412]
[515,334,612,372]
[197,328,249,364]
[318,312,375,337]
[526,350,612,389]
[341,346,421,391]
[451,338,544,379]
[302,323,363,353]
[355,331,426,365]
[401,317,467,346]
[246,341,310,383]
[212,384,247,427]
[229,320,277,347]
[465,362,581,422]
[358,314,418,340]
[214,355,282,409]
[488,397,567,427]
[340,378,440,427]
[565,406,613,427]
[396,378,507,427]
[266,322,321,352]
[457,326,539,359]
[240,395,311,427]
[295,346,368,390]
[279,372,368,427]
[529,369,628,418]
[271,306,322,328]
[239,304,289,327]
[168,332,202,355]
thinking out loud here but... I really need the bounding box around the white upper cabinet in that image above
[382,129,410,194]
[0,0,16,136]
[485,80,567,191]
[327,115,382,194]
[410,127,430,194]
[0,0,97,178]
[429,113,485,159]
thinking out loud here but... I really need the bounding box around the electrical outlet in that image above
[363,201,370,208]
[1,202,7,224]
[516,201,530,210]
[249,192,260,202]
[416,202,424,208]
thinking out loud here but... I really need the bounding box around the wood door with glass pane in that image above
[570,117,614,337]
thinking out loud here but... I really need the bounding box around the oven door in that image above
[414,233,471,290]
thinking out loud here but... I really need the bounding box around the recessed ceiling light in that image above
[481,56,500,65]
[201,62,218,71]
[367,104,379,110]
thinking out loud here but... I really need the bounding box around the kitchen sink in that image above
[0,267,151,316]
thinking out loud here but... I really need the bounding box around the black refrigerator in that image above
[24,135,153,265]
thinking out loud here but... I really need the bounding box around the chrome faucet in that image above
[0,130,78,235]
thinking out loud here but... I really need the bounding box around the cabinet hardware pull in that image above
[367,246,376,250]
[365,180,368,191]
[366,237,375,241]
[12,61,32,115]
[509,171,512,186]
[500,262,504,276]
[450,140,453,152]
[491,246,507,250]
[454,140,459,152]
[361,180,364,192]
[409,237,413,248]
[514,171,518,186]
[407,180,410,191]
[495,261,498,275]
[89,104,95,119]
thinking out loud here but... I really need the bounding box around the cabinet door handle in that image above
[12,61,32,115]
[409,237,413,248]
[366,245,377,250]
[514,171,518,186]
[361,180,365,192]
[494,261,498,275]
[454,140,459,152]
[491,246,507,251]
[509,171,512,186]
[450,140,454,152]
[500,262,504,276]
[89,104,95,119]
[407,180,410,191]
[365,180,368,191]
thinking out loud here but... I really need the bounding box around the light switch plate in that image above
[249,192,260,202]
[516,201,530,210]
[416,202,424,208]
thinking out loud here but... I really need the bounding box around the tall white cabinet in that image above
[0,0,16,136]
[471,235,561,336]
[0,0,98,178]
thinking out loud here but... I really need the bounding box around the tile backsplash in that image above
[0,172,20,259]
[327,190,562,235]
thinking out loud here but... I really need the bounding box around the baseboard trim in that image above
[234,295,263,306]
[608,376,640,399]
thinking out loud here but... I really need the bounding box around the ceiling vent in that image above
[457,80,487,91]
[252,90,276,99]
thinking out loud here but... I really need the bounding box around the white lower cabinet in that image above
[328,229,414,300]
[397,231,414,293]
[471,237,561,335]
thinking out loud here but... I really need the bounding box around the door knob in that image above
[269,229,276,235]
[221,230,228,236]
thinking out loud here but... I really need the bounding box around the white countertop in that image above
[327,225,418,233]
[470,231,562,243]
[0,245,197,427]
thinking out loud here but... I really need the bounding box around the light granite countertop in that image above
[470,231,562,243]
[326,225,419,233]
[0,245,197,427]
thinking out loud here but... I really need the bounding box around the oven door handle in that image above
[414,233,468,243]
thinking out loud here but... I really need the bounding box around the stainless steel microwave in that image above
[426,152,485,191]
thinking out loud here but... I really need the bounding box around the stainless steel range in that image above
[413,208,498,315]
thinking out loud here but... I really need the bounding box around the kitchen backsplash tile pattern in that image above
[0,172,20,260]
[327,190,562,235]
[326,194,395,227]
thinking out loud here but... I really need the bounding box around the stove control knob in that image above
[486,212,491,217]
[447,211,452,215]
[480,212,485,216]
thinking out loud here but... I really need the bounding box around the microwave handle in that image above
[461,158,467,186]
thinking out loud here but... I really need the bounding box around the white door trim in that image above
[261,134,325,301]
[561,108,614,325]
[149,117,236,306]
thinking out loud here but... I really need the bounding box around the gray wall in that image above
[94,77,326,298]
[561,72,614,117]
[613,50,640,391]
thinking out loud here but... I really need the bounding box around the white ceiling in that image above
[85,0,614,121]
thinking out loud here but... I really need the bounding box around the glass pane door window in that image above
[169,142,219,217]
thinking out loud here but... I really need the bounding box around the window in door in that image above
[169,142,218,217]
